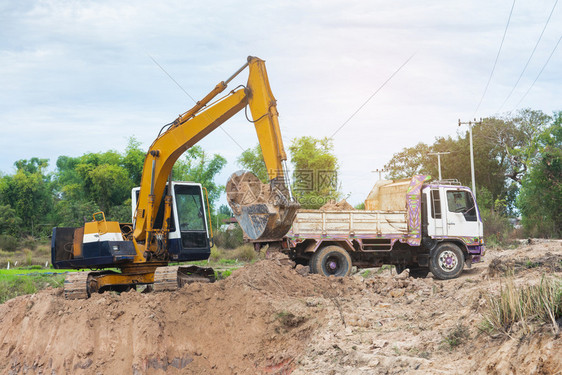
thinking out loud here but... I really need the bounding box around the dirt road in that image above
[0,240,560,374]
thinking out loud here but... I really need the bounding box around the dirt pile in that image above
[319,199,354,211]
[1,241,561,374]
[0,260,364,375]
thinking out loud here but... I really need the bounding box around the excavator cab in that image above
[131,181,212,262]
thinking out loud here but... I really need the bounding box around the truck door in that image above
[443,189,480,238]
[426,188,445,236]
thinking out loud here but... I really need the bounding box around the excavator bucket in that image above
[226,171,299,241]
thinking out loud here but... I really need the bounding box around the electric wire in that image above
[497,0,558,112]
[473,0,516,117]
[148,54,245,152]
[514,34,562,109]
[329,52,416,139]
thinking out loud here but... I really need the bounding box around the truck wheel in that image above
[312,246,352,277]
[429,243,464,280]
[308,255,317,274]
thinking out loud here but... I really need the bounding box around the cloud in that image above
[0,0,561,205]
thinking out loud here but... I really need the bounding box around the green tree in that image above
[54,150,133,218]
[0,204,22,235]
[86,164,132,215]
[383,111,547,214]
[122,137,146,186]
[237,144,268,183]
[0,161,54,234]
[53,200,100,227]
[517,113,562,237]
[385,142,432,179]
[479,109,550,184]
[173,145,227,210]
[14,158,49,176]
[289,136,340,209]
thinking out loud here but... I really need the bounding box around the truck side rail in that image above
[290,210,408,238]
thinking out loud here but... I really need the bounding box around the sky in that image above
[1,0,561,206]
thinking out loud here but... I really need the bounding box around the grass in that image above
[215,269,234,280]
[0,268,68,275]
[361,269,372,278]
[443,323,470,349]
[377,264,395,274]
[0,271,65,304]
[483,276,562,336]
[0,239,51,268]
[209,244,258,263]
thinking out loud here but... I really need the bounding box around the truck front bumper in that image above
[467,245,485,263]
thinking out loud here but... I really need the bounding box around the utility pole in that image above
[428,152,451,181]
[371,169,386,180]
[458,118,482,199]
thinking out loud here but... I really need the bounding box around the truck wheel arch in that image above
[302,240,355,254]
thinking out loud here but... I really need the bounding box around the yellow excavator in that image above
[51,56,299,298]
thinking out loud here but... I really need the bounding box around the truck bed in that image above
[290,209,408,238]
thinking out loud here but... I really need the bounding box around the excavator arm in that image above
[133,56,298,253]
[51,56,297,298]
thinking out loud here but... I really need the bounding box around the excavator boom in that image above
[134,56,298,246]
[51,56,297,298]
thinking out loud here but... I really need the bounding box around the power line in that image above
[329,53,416,139]
[473,0,516,117]
[514,34,562,109]
[148,54,246,152]
[497,0,558,112]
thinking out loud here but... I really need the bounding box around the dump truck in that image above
[268,175,485,280]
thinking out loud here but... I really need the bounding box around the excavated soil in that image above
[319,199,355,211]
[1,240,561,374]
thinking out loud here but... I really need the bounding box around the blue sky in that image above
[1,0,561,205]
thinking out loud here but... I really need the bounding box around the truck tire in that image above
[311,246,352,277]
[429,242,464,280]
[308,254,317,274]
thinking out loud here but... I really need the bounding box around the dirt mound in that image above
[1,241,561,374]
[475,333,562,375]
[319,199,354,211]
[488,252,562,276]
[0,259,366,375]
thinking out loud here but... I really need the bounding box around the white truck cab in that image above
[424,182,483,239]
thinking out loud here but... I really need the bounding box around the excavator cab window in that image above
[174,184,208,249]
[135,187,176,231]
[154,186,176,231]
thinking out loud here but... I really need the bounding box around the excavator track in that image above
[153,266,215,292]
[63,271,90,299]
[153,266,179,292]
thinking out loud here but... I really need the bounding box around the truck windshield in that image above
[446,190,477,221]
[174,185,206,231]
